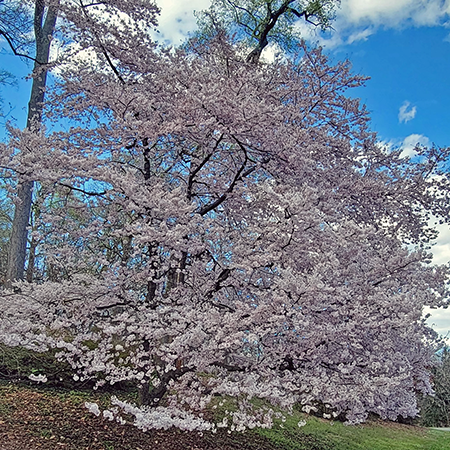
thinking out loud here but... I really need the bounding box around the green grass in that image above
[1,344,450,450]
[0,343,74,384]
[1,380,450,449]
[256,410,450,450]
[206,394,450,449]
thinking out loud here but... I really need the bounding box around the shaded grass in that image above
[0,344,75,386]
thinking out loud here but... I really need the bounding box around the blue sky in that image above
[337,26,450,149]
[1,0,449,338]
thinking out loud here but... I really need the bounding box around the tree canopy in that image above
[0,0,449,432]
[195,0,340,62]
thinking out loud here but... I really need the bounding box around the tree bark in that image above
[6,0,59,286]
[244,1,325,64]
[26,234,38,283]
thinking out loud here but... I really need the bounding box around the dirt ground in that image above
[0,383,283,450]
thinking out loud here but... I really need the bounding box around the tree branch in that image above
[59,183,107,197]
[79,0,126,85]
[198,141,253,216]
[0,29,42,63]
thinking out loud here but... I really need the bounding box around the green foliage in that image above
[419,349,450,427]
[195,0,340,56]
[0,343,74,385]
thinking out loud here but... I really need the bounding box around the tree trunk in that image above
[26,234,37,283]
[138,341,152,406]
[6,0,59,286]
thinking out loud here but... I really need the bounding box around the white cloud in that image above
[423,219,450,341]
[398,101,417,124]
[154,0,210,45]
[293,20,345,49]
[399,133,430,157]
[425,306,450,341]
[293,0,450,49]
[432,221,450,265]
[343,0,415,25]
[341,0,450,27]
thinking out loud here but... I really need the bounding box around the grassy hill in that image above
[1,382,450,450]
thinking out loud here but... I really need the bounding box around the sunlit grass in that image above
[256,409,450,450]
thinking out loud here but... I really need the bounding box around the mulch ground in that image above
[0,383,283,450]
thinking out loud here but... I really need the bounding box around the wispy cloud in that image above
[347,28,374,44]
[342,0,450,28]
[154,0,210,45]
[398,101,417,124]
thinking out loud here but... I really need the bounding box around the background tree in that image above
[4,0,59,286]
[419,348,450,427]
[0,196,12,283]
[195,0,340,63]
[3,0,160,285]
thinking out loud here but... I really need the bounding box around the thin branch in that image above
[79,0,126,85]
[59,183,107,197]
[198,139,253,215]
[0,29,41,63]
[187,135,223,200]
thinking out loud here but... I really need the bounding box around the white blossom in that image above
[85,402,101,417]
[28,374,47,383]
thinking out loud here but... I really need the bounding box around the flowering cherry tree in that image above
[1,11,450,430]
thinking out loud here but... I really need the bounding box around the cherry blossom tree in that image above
[0,8,449,431]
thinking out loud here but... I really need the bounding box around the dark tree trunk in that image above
[138,341,152,406]
[26,234,37,283]
[6,0,59,286]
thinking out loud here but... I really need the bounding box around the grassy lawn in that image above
[1,381,450,450]
[257,410,450,450]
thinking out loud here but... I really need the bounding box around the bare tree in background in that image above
[4,0,59,286]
